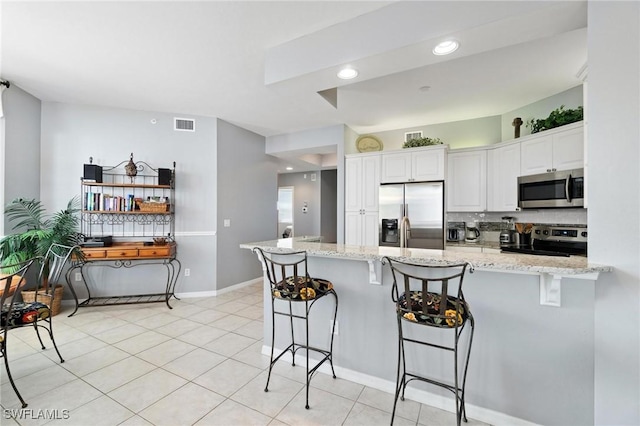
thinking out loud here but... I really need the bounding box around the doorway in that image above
[277,186,294,238]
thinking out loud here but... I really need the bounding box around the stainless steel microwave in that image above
[518,168,584,209]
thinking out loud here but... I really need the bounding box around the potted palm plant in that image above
[0,197,83,314]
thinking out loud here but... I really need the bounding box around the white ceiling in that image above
[1,1,587,164]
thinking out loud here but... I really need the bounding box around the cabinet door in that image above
[344,211,379,246]
[447,151,487,212]
[345,157,362,212]
[412,149,445,181]
[361,155,381,212]
[552,127,584,171]
[344,211,362,245]
[520,135,553,175]
[381,152,411,183]
[362,211,380,247]
[487,144,521,211]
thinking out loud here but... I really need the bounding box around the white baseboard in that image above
[261,345,539,426]
[175,277,262,299]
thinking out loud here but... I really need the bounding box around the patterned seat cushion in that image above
[1,302,51,327]
[273,276,333,301]
[397,291,469,328]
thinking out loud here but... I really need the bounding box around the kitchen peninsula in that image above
[241,238,611,426]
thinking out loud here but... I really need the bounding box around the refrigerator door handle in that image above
[400,216,411,248]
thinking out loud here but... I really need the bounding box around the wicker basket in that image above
[21,285,64,316]
[139,202,169,212]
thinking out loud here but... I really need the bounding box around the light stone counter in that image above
[241,239,611,276]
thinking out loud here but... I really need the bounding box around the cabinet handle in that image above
[547,169,551,172]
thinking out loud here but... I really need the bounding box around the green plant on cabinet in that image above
[526,105,584,134]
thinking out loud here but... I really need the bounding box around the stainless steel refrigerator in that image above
[379,181,445,249]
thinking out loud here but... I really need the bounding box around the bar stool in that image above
[383,257,474,426]
[253,248,338,409]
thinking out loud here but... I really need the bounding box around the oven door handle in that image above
[565,174,572,203]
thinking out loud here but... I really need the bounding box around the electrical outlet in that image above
[75,272,82,281]
[184,268,190,277]
[330,320,339,335]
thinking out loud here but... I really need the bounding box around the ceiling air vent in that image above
[174,117,195,132]
[404,131,423,142]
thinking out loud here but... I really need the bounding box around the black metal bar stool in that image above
[383,257,474,426]
[253,248,338,409]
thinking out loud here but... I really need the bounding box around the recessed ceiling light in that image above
[337,67,358,80]
[285,166,293,171]
[433,40,459,56]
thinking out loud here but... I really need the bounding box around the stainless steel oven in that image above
[518,168,584,209]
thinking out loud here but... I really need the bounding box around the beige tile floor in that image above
[1,282,489,425]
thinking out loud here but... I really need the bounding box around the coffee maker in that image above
[499,216,516,245]
[465,221,480,242]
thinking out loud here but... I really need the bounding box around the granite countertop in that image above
[241,239,612,276]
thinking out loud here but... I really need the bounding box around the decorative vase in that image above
[125,152,137,182]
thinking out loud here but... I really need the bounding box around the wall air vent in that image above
[174,117,195,132]
[404,131,423,142]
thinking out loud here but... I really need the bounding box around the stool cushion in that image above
[397,291,469,328]
[273,276,333,301]
[1,302,51,327]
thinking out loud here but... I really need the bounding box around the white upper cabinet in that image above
[447,150,487,212]
[520,123,584,176]
[381,146,446,183]
[487,142,521,212]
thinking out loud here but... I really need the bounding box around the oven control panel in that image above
[533,225,588,243]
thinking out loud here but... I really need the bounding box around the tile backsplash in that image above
[447,209,587,243]
[447,209,587,227]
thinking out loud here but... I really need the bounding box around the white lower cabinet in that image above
[345,210,378,246]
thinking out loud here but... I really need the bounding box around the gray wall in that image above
[320,169,337,243]
[500,85,583,141]
[588,2,640,424]
[216,119,278,290]
[278,171,321,238]
[345,86,584,156]
[40,102,218,296]
[3,85,41,233]
[351,115,502,154]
